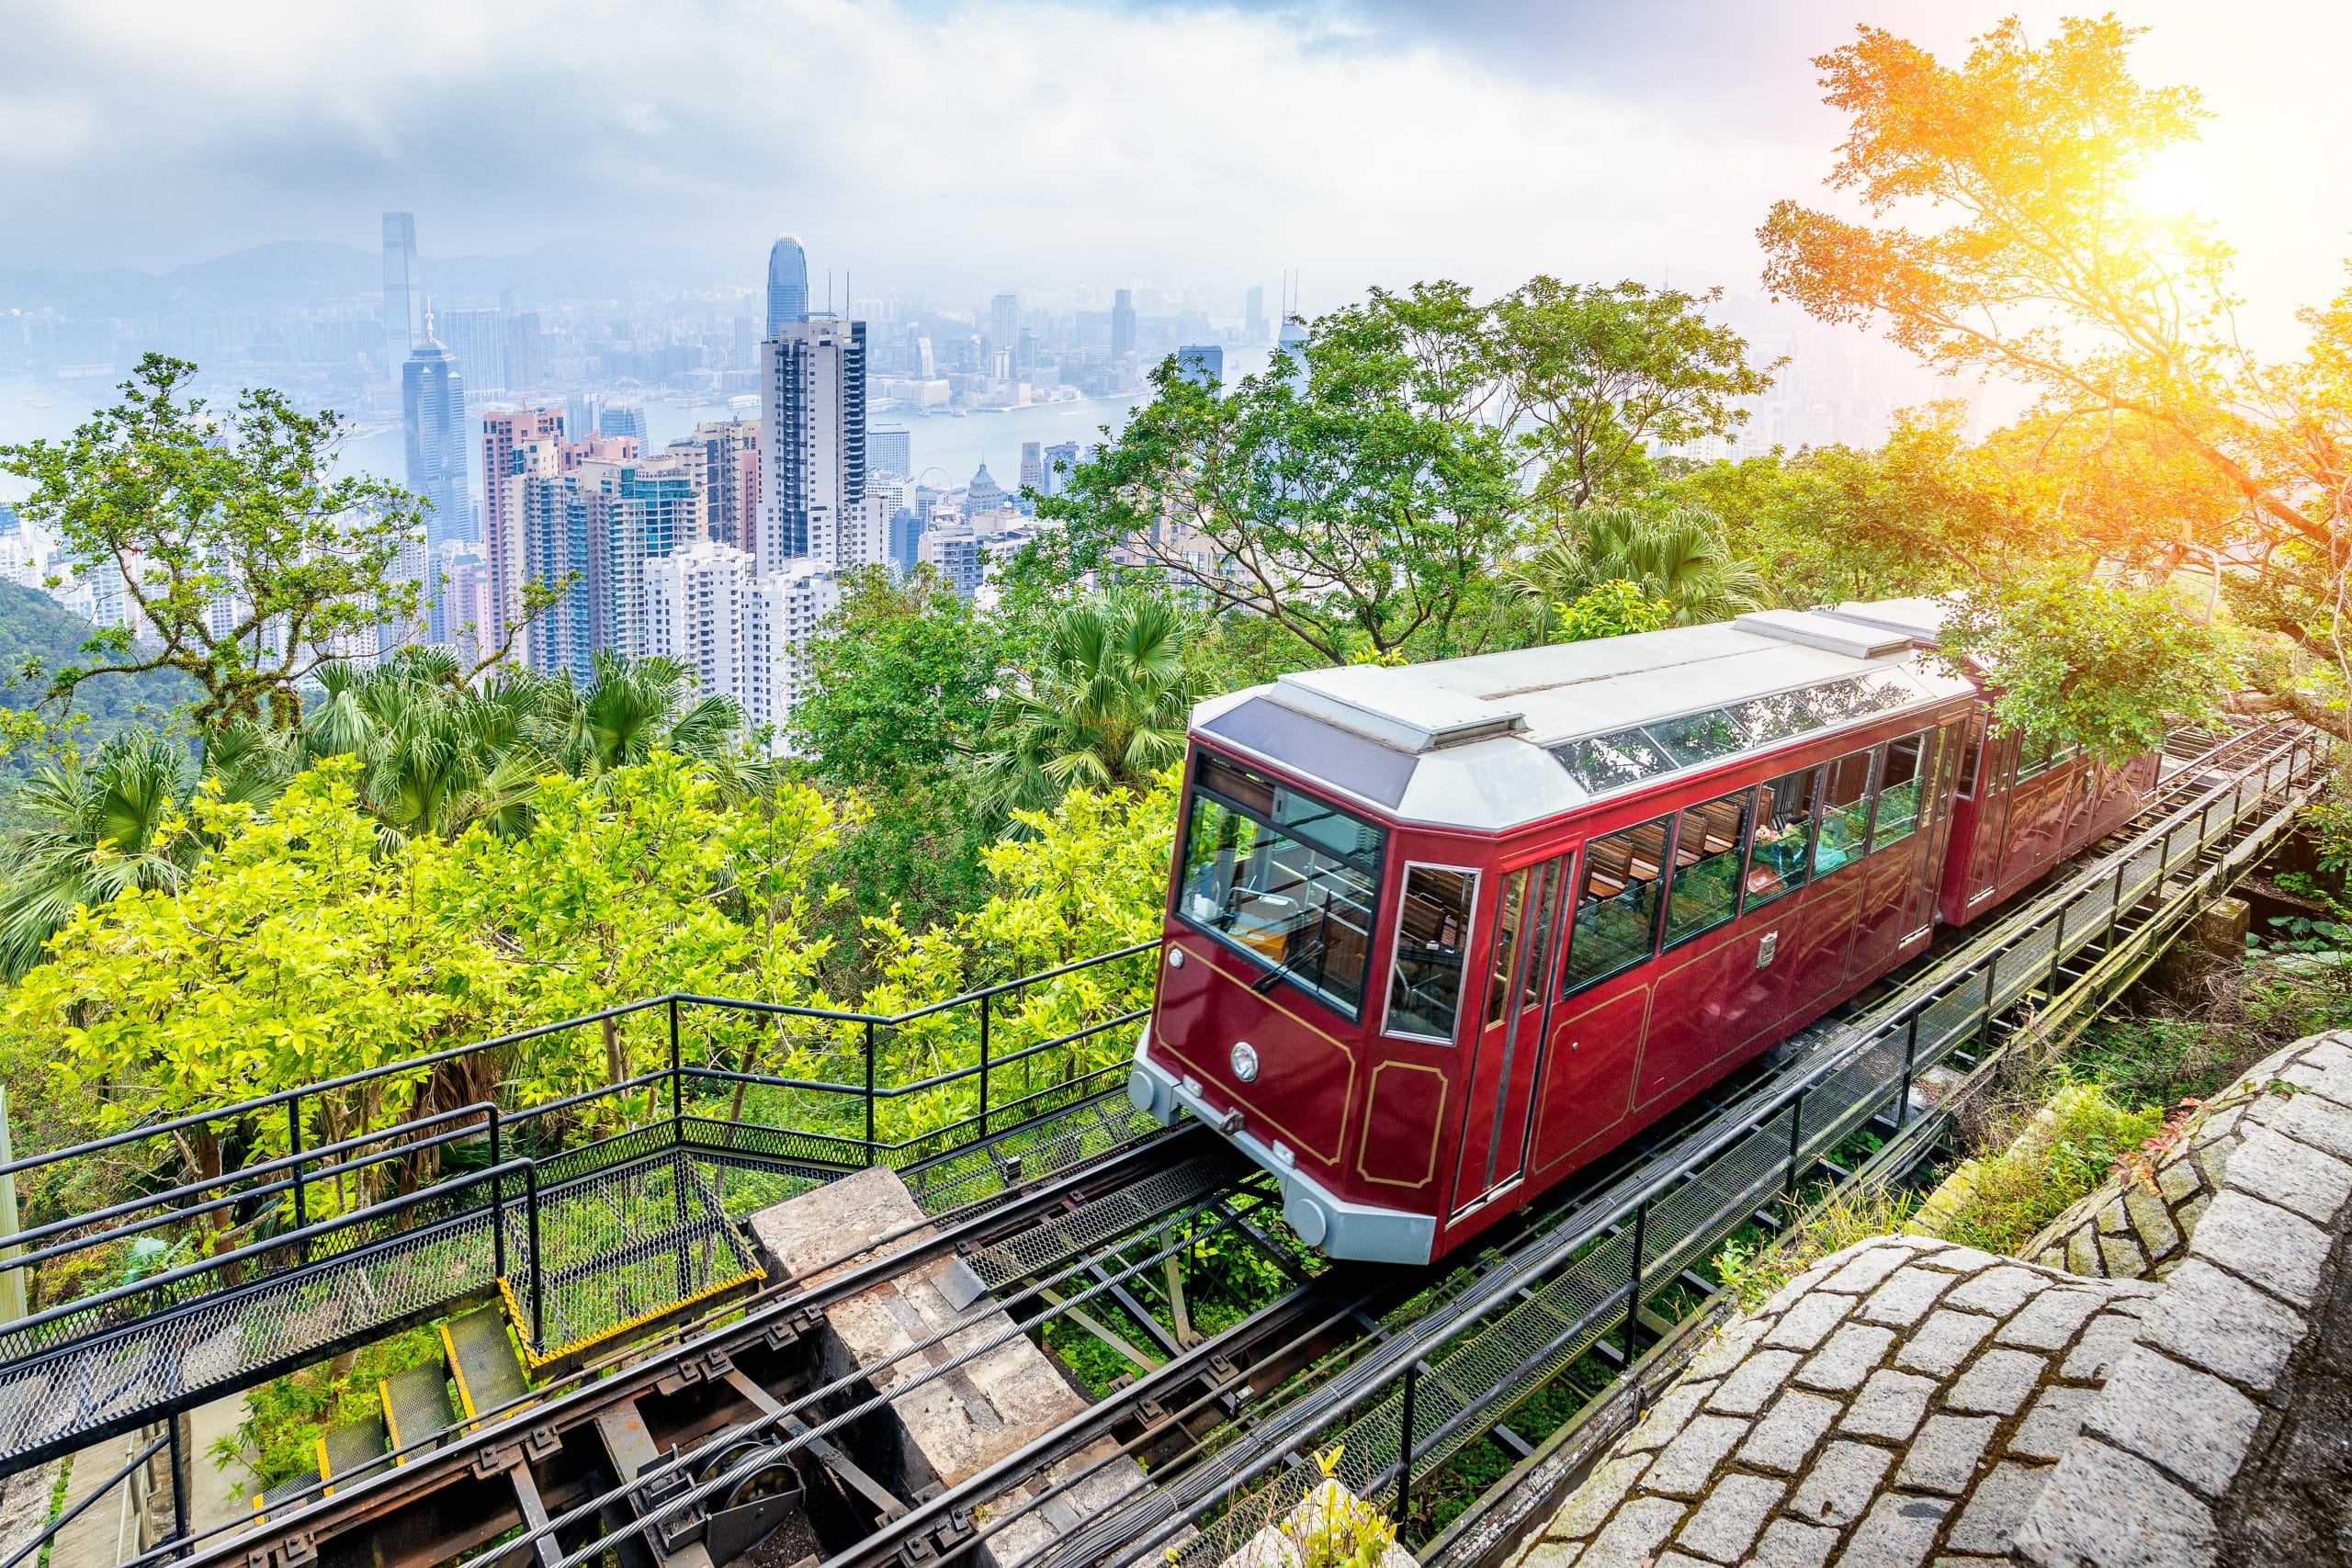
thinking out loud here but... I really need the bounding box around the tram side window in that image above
[1564,815,1673,994]
[1176,756,1387,1019]
[1745,766,1821,909]
[1486,866,1533,1026]
[1871,730,1931,850]
[1814,750,1876,876]
[1385,866,1478,1042]
[2015,738,2055,782]
[1664,789,1752,945]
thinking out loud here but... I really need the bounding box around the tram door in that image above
[1451,853,1571,1217]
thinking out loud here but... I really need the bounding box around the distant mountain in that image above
[0,242,741,317]
[0,579,195,758]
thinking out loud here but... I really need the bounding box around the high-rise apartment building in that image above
[440,307,506,397]
[759,317,867,572]
[401,333,471,547]
[1111,288,1136,360]
[481,404,566,654]
[672,420,760,549]
[766,234,810,335]
[1018,442,1043,499]
[382,212,423,370]
[505,435,698,680]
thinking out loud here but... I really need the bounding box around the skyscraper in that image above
[382,212,423,369]
[989,293,1018,358]
[1111,288,1136,359]
[870,425,912,479]
[598,400,649,446]
[1245,286,1268,344]
[1018,442,1043,499]
[505,312,543,394]
[1042,441,1080,499]
[401,329,471,547]
[673,419,760,549]
[766,234,810,335]
[440,307,506,397]
[759,317,867,572]
[1177,345,1224,388]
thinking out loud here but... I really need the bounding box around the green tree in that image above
[1491,278,1779,511]
[1553,581,1674,643]
[301,651,548,844]
[1939,574,2235,761]
[0,357,427,730]
[2,754,851,1210]
[1758,17,2349,714]
[786,565,999,784]
[532,651,748,781]
[1509,506,1765,628]
[979,592,1193,811]
[0,730,204,981]
[1044,297,1521,662]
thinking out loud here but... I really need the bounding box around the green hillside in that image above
[0,578,196,764]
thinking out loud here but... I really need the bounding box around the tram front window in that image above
[1176,753,1387,1018]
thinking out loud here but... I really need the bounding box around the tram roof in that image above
[1193,600,1978,831]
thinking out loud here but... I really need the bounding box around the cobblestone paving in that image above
[1499,1032,2352,1568]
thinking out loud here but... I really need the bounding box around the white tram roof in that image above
[1193,600,1977,832]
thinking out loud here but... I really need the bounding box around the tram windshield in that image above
[1175,752,1388,1018]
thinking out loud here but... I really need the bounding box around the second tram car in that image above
[1125,599,2152,1264]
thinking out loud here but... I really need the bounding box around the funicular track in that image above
[0,720,2326,1568]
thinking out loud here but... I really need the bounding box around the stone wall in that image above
[1502,1032,2352,1568]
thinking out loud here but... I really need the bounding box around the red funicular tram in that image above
[1126,599,2154,1264]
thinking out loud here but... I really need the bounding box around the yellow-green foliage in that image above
[3,754,850,1219]
[1929,1080,2163,1256]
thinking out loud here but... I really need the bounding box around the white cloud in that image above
[0,0,2341,352]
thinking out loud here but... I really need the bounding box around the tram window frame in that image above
[1868,729,1933,852]
[1955,724,1983,800]
[1561,813,1676,998]
[1381,862,1482,1044]
[1812,748,1877,878]
[2014,737,2055,782]
[1743,765,1822,912]
[1173,752,1389,1021]
[1662,787,1754,949]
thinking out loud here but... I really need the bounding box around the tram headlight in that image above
[1230,1041,1261,1083]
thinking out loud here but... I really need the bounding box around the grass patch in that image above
[1711,1184,1919,1312]
[1931,1079,2164,1256]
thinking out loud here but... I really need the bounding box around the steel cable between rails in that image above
[437,1181,1271,1568]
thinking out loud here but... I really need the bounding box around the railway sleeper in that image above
[741,1166,1169,1568]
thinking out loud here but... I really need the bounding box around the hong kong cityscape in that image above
[0,5,2347,1568]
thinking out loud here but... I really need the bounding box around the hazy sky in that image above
[2,0,2346,342]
